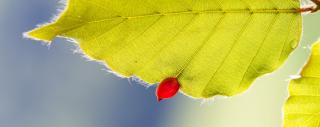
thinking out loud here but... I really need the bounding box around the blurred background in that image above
[0,0,319,127]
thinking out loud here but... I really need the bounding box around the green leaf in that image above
[283,41,320,127]
[25,0,302,98]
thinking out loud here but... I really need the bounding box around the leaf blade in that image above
[26,0,302,98]
[284,41,320,127]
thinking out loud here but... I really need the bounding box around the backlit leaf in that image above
[26,0,302,98]
[283,41,320,127]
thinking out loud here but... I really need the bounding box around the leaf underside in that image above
[26,0,302,98]
[284,41,320,127]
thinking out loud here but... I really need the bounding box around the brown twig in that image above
[299,0,320,13]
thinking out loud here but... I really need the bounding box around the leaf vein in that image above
[201,13,254,96]
[111,15,164,63]
[135,14,199,76]
[238,13,279,89]
[85,19,127,43]
[176,13,226,78]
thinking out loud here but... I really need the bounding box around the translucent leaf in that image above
[283,41,320,127]
[25,0,302,98]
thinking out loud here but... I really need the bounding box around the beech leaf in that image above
[25,0,302,98]
[283,41,320,127]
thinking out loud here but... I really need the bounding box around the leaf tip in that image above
[23,31,51,44]
[23,27,57,43]
[23,22,62,43]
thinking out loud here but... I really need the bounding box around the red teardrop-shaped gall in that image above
[156,77,180,102]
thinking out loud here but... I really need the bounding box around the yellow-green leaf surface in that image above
[26,0,302,98]
[284,41,320,127]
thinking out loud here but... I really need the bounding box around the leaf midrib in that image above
[58,8,299,42]
[86,9,299,24]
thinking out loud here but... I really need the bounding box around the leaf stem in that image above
[299,0,320,13]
